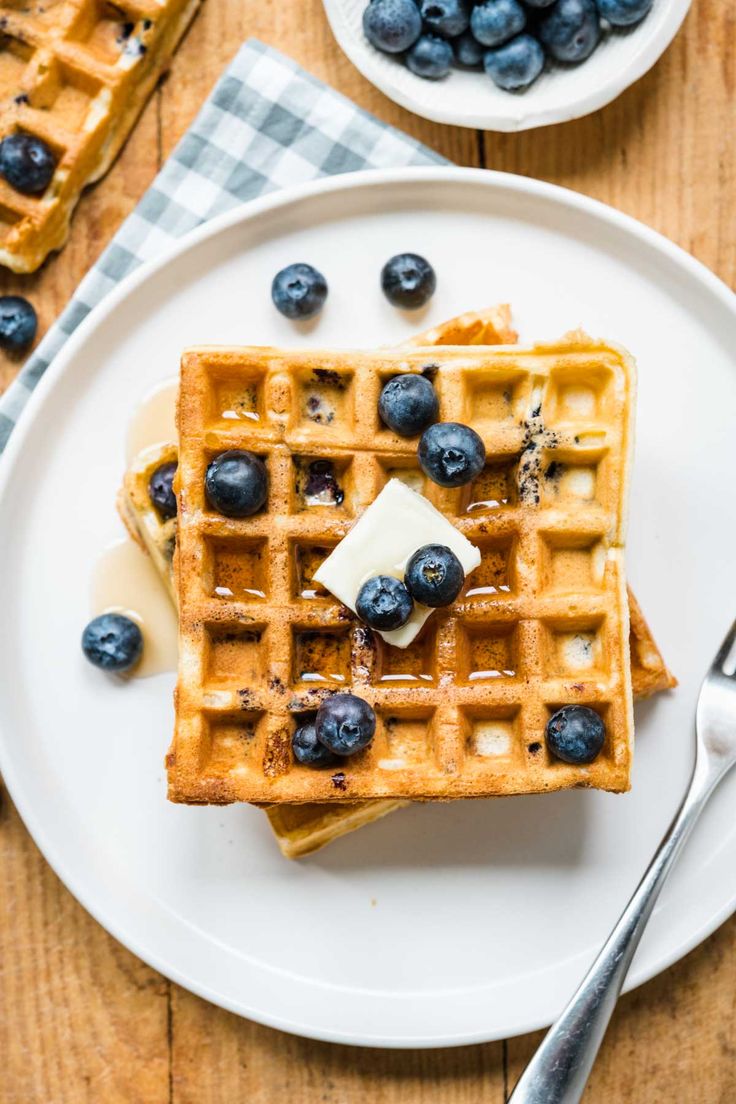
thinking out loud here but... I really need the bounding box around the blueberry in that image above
[379,373,439,437]
[453,30,485,67]
[470,0,526,47]
[292,721,339,767]
[484,33,545,90]
[407,34,453,79]
[363,0,422,53]
[405,544,464,607]
[82,612,143,673]
[0,296,37,351]
[522,0,556,6]
[419,0,470,38]
[596,0,652,26]
[316,693,377,756]
[205,450,268,517]
[538,0,600,63]
[356,575,414,631]
[546,705,606,764]
[148,461,177,520]
[271,263,328,320]
[381,253,436,309]
[418,421,486,487]
[0,131,56,195]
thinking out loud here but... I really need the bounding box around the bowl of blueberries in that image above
[321,0,691,130]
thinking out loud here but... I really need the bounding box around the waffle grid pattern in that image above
[171,336,635,805]
[0,0,200,272]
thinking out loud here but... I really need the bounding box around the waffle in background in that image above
[171,335,636,806]
[0,0,200,273]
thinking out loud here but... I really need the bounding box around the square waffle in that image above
[170,333,637,805]
[0,0,200,272]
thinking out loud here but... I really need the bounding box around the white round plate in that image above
[1,167,735,1049]
[322,0,691,131]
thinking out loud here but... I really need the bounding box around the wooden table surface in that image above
[1,1,734,1100]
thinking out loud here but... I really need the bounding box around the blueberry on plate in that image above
[205,449,268,517]
[316,693,377,756]
[271,262,328,320]
[453,30,485,68]
[419,0,470,39]
[546,705,606,764]
[405,544,464,607]
[0,131,56,195]
[418,421,485,488]
[538,0,600,63]
[363,0,422,53]
[484,33,546,91]
[292,721,339,767]
[470,0,526,48]
[82,612,143,673]
[356,575,414,631]
[407,34,453,80]
[0,296,37,351]
[148,460,177,520]
[378,373,439,437]
[381,253,436,310]
[596,0,653,27]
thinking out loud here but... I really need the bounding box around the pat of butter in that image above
[313,479,481,648]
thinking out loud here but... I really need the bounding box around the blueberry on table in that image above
[418,421,486,487]
[356,575,414,631]
[362,0,422,53]
[0,131,56,195]
[292,721,339,767]
[407,34,453,80]
[205,450,268,517]
[271,262,328,320]
[538,0,600,63]
[405,544,464,607]
[316,693,377,756]
[546,705,606,764]
[484,33,546,91]
[419,0,470,39]
[148,460,177,520]
[381,253,436,310]
[453,30,485,68]
[378,373,439,437]
[82,612,143,673]
[0,296,37,351]
[470,0,526,48]
[596,0,653,27]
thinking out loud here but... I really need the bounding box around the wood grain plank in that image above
[0,794,170,1104]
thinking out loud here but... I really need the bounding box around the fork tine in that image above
[710,617,736,677]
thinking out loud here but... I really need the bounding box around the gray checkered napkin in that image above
[0,38,444,452]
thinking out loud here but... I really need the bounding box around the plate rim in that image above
[321,0,692,132]
[1,165,736,1049]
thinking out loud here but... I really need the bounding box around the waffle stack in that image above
[121,310,674,855]
[0,0,200,272]
[170,333,639,806]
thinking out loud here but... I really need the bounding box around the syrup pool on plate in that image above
[126,378,178,462]
[91,539,178,678]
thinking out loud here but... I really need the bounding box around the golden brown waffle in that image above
[0,0,200,272]
[170,334,636,805]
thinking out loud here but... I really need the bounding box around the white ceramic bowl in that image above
[322,0,692,131]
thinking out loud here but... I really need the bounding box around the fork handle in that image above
[508,753,721,1104]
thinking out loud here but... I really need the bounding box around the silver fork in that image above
[509,617,736,1104]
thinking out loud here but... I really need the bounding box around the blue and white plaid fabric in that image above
[0,39,443,451]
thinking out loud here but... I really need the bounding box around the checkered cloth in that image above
[0,39,443,452]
